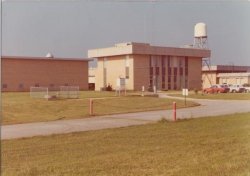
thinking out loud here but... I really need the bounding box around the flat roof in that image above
[217,72,250,77]
[2,56,92,62]
[202,65,250,72]
[88,42,211,58]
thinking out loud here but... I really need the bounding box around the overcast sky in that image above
[1,0,250,65]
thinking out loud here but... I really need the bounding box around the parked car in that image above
[203,84,229,94]
[242,83,250,93]
[228,84,245,93]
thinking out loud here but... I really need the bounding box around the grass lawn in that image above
[168,92,250,100]
[2,112,250,176]
[2,91,198,125]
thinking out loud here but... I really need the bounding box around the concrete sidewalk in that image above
[2,95,250,140]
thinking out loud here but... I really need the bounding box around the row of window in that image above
[150,67,186,76]
[149,56,189,90]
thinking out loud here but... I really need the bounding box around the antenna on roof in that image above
[46,52,53,58]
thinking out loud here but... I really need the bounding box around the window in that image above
[150,56,155,66]
[168,75,171,84]
[172,56,179,67]
[50,84,54,87]
[150,78,153,87]
[125,67,129,79]
[174,67,177,76]
[167,56,170,68]
[156,67,159,75]
[154,57,158,67]
[162,56,166,89]
[162,76,165,89]
[64,83,69,86]
[174,84,177,90]
[162,82,165,89]
[168,83,171,90]
[168,68,172,75]
[174,75,177,90]
[162,57,165,67]
[174,75,177,82]
[35,83,39,87]
[180,68,183,76]
[150,67,153,75]
[185,68,188,75]
[162,67,166,75]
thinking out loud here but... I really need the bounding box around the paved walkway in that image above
[2,94,250,140]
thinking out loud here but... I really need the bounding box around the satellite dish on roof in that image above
[46,52,54,58]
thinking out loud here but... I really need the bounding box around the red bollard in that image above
[173,102,176,121]
[89,99,93,116]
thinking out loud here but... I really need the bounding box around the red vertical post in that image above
[89,99,93,116]
[173,102,176,121]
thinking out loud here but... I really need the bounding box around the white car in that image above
[229,84,245,93]
[242,84,250,93]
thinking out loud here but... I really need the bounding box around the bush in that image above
[194,89,199,95]
[106,84,113,91]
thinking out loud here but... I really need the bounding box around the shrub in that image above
[106,84,113,91]
[194,89,199,95]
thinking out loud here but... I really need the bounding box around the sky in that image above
[1,0,250,66]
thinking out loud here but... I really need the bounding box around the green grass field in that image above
[2,112,250,176]
[2,91,198,125]
[168,92,250,100]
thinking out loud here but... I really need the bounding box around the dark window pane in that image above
[162,82,165,89]
[185,68,188,75]
[174,67,177,76]
[162,67,166,75]
[156,67,159,75]
[168,84,171,90]
[180,68,183,75]
[162,76,165,82]
[150,67,153,75]
[125,67,129,79]
[168,68,172,75]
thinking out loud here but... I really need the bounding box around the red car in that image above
[203,84,230,94]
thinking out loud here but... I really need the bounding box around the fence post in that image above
[89,99,93,116]
[173,102,176,121]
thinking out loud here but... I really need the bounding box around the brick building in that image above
[88,42,211,91]
[2,56,89,92]
[202,65,250,88]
